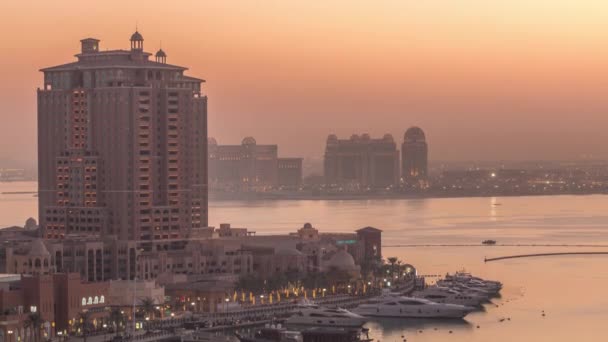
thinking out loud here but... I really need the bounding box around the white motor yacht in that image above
[412,286,484,307]
[285,305,367,328]
[436,280,496,298]
[353,295,474,319]
[446,273,502,292]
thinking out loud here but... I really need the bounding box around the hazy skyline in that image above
[1,0,608,166]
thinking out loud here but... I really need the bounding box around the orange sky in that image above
[1,1,608,166]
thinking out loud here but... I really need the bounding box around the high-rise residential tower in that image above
[38,31,208,241]
[401,126,428,186]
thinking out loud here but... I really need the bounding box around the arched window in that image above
[87,297,93,305]
[100,295,105,304]
[82,297,87,306]
[94,296,99,304]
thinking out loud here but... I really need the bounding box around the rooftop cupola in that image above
[80,38,100,54]
[155,48,167,64]
[130,30,144,51]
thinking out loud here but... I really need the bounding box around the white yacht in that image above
[285,305,367,328]
[436,280,497,298]
[412,286,484,307]
[446,273,502,292]
[353,295,474,319]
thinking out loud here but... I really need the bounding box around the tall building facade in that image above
[277,158,303,189]
[401,126,428,186]
[208,137,303,191]
[324,134,399,188]
[38,32,208,241]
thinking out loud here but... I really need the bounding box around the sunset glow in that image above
[1,1,608,164]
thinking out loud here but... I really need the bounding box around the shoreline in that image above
[209,191,608,202]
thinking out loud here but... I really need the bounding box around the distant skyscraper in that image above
[324,134,399,188]
[38,31,208,241]
[208,137,303,191]
[401,127,428,186]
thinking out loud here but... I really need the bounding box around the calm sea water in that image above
[2,181,608,341]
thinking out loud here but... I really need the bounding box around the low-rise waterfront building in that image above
[0,273,109,341]
[0,222,381,320]
[1,220,380,289]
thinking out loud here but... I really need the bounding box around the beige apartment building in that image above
[37,31,208,241]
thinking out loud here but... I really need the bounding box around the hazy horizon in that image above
[1,1,608,165]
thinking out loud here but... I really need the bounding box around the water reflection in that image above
[489,197,499,222]
[366,317,473,335]
[403,198,429,212]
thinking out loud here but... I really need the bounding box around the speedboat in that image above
[353,295,474,319]
[285,305,367,328]
[412,286,484,307]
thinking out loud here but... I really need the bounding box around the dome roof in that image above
[242,137,257,146]
[155,49,166,57]
[383,134,394,142]
[130,31,144,41]
[303,222,313,229]
[404,126,426,142]
[208,137,218,146]
[24,217,38,230]
[361,133,371,141]
[28,239,50,257]
[327,134,338,143]
[327,249,357,270]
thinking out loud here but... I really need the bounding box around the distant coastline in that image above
[210,190,608,201]
[3,181,607,201]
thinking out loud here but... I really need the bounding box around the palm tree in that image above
[108,307,125,335]
[387,257,398,277]
[24,312,44,342]
[139,297,157,321]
